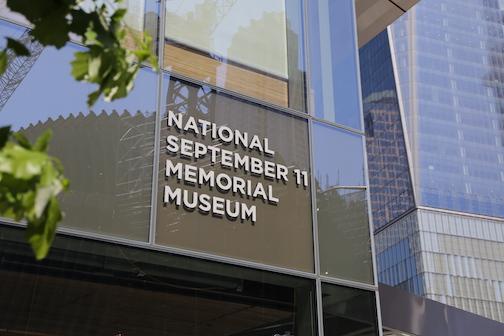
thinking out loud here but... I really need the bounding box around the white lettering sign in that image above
[162,110,309,224]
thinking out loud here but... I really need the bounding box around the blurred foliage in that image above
[0,127,69,260]
[0,0,158,106]
[0,0,158,259]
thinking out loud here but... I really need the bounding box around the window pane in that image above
[0,225,317,336]
[163,0,306,111]
[307,0,362,129]
[322,283,379,336]
[0,1,160,55]
[120,0,160,55]
[312,122,373,283]
[318,189,374,283]
[0,21,157,241]
[155,75,314,272]
[312,121,365,187]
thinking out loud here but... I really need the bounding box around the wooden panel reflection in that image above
[163,43,289,108]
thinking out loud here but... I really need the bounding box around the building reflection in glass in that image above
[0,21,158,241]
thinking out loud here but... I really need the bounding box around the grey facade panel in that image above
[380,283,504,335]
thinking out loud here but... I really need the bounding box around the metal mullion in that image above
[418,205,504,223]
[308,117,324,336]
[320,275,377,292]
[0,218,319,281]
[351,0,384,333]
[311,115,366,136]
[329,185,367,190]
[159,66,368,140]
[148,0,167,244]
[315,278,325,336]
[302,0,314,116]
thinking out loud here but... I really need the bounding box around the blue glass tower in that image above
[362,0,504,322]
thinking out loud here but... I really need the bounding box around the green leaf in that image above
[5,0,158,106]
[0,126,11,149]
[0,131,68,260]
[69,9,91,36]
[111,8,127,22]
[27,196,62,260]
[32,129,53,152]
[0,144,46,179]
[6,38,30,56]
[88,54,102,79]
[87,89,101,106]
[7,0,73,48]
[12,131,32,149]
[84,26,100,47]
[71,51,90,80]
[0,50,7,74]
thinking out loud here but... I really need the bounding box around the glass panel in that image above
[155,74,314,272]
[312,122,372,283]
[312,121,365,187]
[120,0,160,54]
[0,20,157,241]
[359,30,415,230]
[0,1,160,55]
[163,0,306,111]
[307,0,361,129]
[391,0,504,218]
[318,189,374,283]
[0,225,317,336]
[322,283,379,336]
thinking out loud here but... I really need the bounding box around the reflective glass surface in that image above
[376,207,504,322]
[307,0,362,129]
[0,225,317,336]
[375,211,425,296]
[391,0,504,218]
[155,75,314,272]
[163,0,306,111]
[0,3,381,328]
[416,209,504,322]
[312,121,365,188]
[312,122,373,283]
[359,30,415,229]
[120,0,160,55]
[0,0,160,55]
[0,21,157,241]
[318,189,374,283]
[322,283,379,336]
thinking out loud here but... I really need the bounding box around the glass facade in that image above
[322,283,379,335]
[307,0,362,129]
[360,0,504,324]
[375,209,504,322]
[0,225,318,336]
[359,31,415,230]
[391,0,504,218]
[0,0,160,55]
[0,21,157,241]
[0,1,380,334]
[163,0,306,111]
[374,211,425,296]
[156,75,314,272]
[416,209,504,322]
[312,122,374,283]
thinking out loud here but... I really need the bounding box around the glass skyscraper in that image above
[1,0,424,334]
[362,0,504,323]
